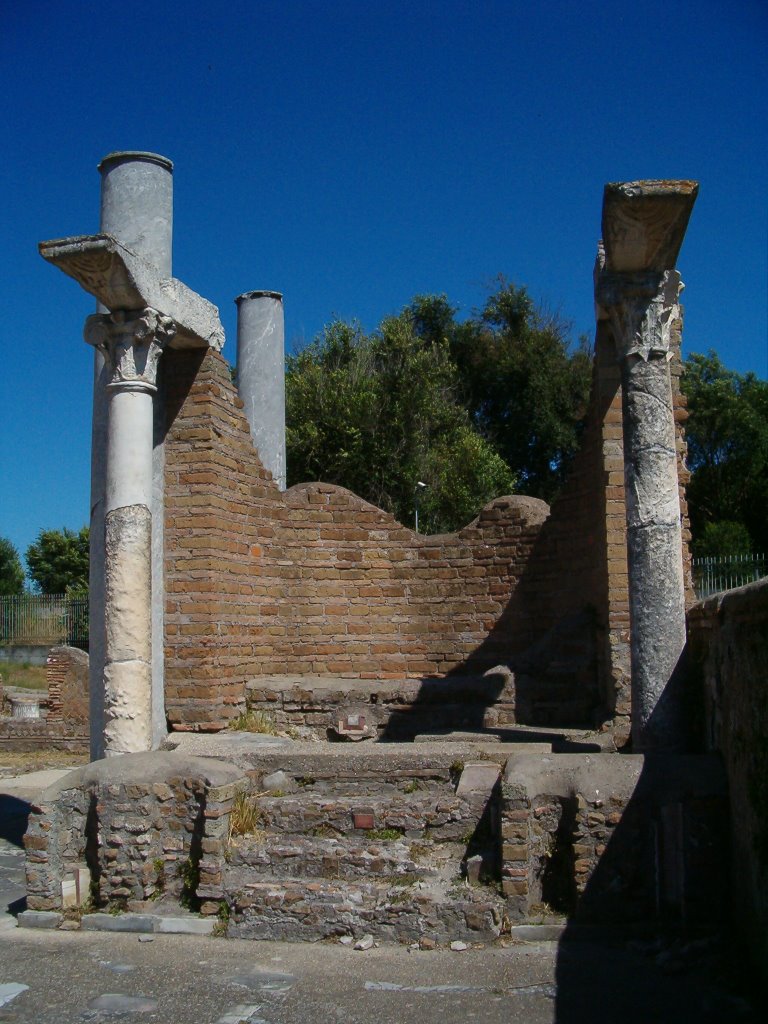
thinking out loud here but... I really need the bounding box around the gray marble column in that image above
[92,152,173,758]
[596,180,698,752]
[85,308,175,754]
[235,291,286,489]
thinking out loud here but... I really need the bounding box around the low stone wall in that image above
[0,646,89,753]
[0,644,51,667]
[24,753,244,913]
[500,753,727,925]
[687,578,768,979]
[245,671,592,738]
[0,719,88,752]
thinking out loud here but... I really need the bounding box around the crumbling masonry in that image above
[23,157,766,978]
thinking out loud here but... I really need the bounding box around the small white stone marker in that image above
[216,1006,266,1024]
[339,935,354,945]
[354,934,375,950]
[90,994,158,1012]
[450,940,468,951]
[0,984,28,1008]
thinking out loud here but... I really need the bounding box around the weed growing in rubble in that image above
[230,709,278,735]
[228,791,265,841]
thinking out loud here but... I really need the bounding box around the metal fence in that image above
[692,554,767,600]
[0,594,89,651]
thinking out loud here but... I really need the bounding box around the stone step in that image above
[225,876,507,944]
[225,833,460,882]
[413,733,552,753]
[252,788,495,841]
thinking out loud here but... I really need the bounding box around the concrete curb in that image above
[16,909,215,936]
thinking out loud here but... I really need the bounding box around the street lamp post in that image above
[414,481,427,533]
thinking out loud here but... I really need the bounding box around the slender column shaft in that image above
[90,152,173,758]
[235,291,286,489]
[602,270,686,751]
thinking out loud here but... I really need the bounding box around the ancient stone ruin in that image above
[20,155,767,976]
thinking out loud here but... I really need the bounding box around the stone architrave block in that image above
[455,764,501,797]
[39,234,224,351]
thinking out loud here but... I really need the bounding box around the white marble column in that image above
[235,290,286,489]
[85,308,176,755]
[91,152,173,759]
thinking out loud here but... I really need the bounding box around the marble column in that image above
[85,308,176,754]
[235,291,286,489]
[91,152,173,759]
[596,180,698,752]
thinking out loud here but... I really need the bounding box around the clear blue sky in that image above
[1,0,766,572]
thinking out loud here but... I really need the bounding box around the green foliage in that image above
[690,520,753,559]
[25,526,89,594]
[442,281,592,502]
[366,827,404,840]
[683,351,768,554]
[286,280,590,533]
[178,856,200,911]
[0,538,24,596]
[286,308,515,533]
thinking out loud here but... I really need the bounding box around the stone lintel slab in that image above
[38,233,224,351]
[601,180,698,274]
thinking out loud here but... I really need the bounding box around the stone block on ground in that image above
[17,910,62,930]
[455,763,501,797]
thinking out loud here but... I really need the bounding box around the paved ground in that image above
[0,927,758,1024]
[0,766,759,1023]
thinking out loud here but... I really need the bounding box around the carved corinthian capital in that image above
[84,307,177,391]
[596,269,683,363]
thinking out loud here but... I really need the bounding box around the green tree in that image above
[286,310,515,533]
[409,282,592,502]
[25,526,89,594]
[0,538,24,595]
[682,351,768,554]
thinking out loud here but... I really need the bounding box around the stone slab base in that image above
[17,910,214,936]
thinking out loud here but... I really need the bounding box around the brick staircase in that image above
[219,745,511,944]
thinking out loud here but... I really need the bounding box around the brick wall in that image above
[46,645,89,723]
[164,348,548,730]
[0,719,88,753]
[687,578,768,980]
[162,311,691,735]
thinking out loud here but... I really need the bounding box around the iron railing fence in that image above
[0,594,89,651]
[692,553,767,600]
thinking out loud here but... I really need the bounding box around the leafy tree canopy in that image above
[286,310,515,533]
[0,538,24,596]
[413,282,592,501]
[286,282,591,533]
[682,351,768,555]
[25,526,89,594]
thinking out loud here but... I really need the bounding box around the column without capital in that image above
[235,290,286,489]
